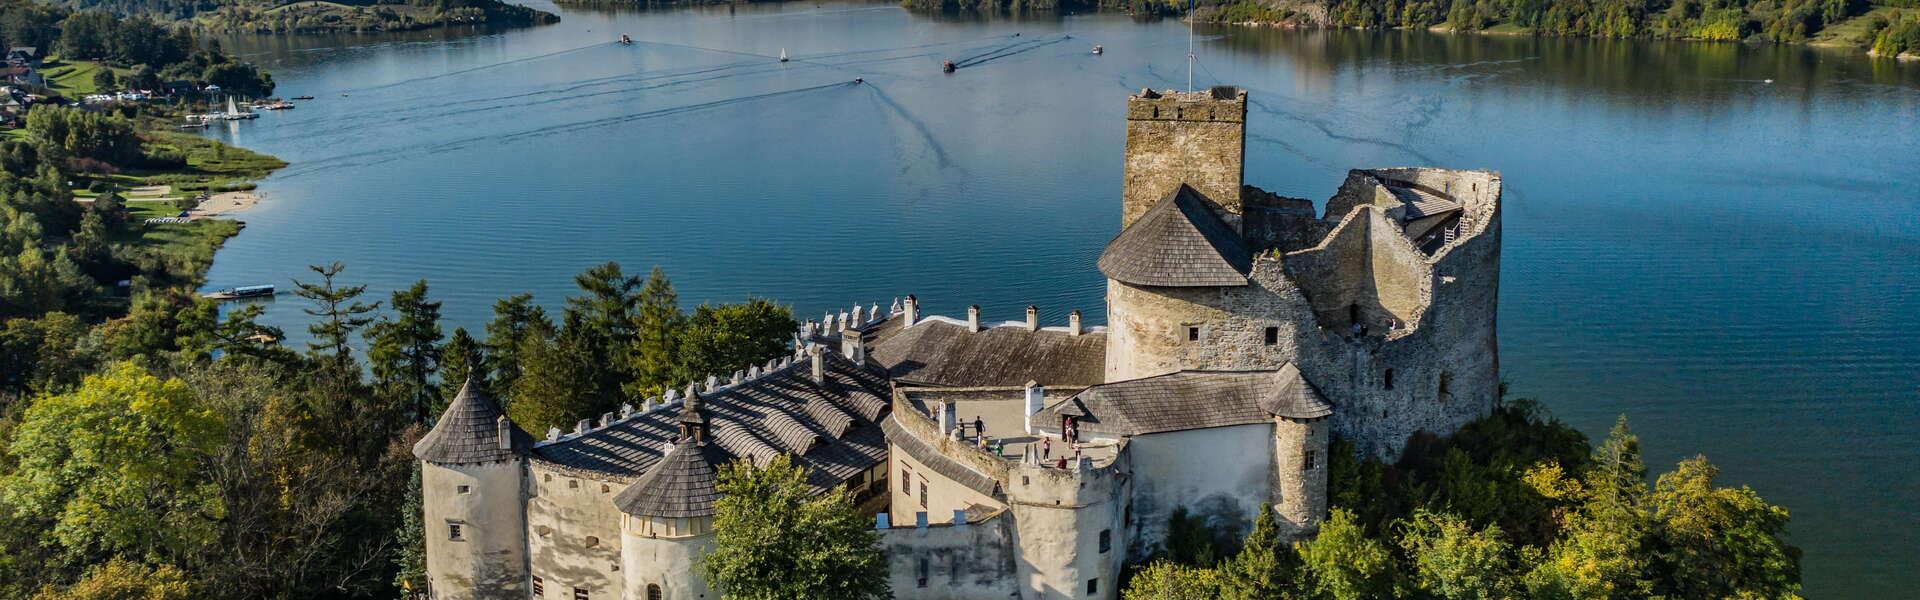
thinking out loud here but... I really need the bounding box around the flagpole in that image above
[1187,0,1195,93]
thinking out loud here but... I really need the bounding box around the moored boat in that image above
[203,284,275,300]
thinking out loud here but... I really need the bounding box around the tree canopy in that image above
[703,454,890,600]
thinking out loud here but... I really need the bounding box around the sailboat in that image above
[779,48,789,62]
[224,96,258,120]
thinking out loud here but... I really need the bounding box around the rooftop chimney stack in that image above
[810,345,825,384]
[842,327,867,366]
[968,305,981,332]
[1023,380,1045,435]
[1069,310,1083,336]
[904,295,919,326]
[1026,305,1039,331]
[936,400,955,436]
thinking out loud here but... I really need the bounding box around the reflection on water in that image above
[211,4,1917,597]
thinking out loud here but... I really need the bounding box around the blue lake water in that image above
[205,3,1920,595]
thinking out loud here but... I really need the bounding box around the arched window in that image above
[646,584,662,600]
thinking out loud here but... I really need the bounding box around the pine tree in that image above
[366,280,443,425]
[626,267,684,397]
[293,262,378,373]
[392,463,427,599]
[506,313,599,434]
[484,293,548,395]
[437,327,485,416]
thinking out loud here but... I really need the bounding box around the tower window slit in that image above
[1187,326,1200,342]
[1264,327,1279,345]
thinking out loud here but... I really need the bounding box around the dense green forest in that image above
[45,0,556,33]
[0,0,275,95]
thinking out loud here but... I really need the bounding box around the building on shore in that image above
[416,85,1502,600]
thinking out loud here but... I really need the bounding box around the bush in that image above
[1872,16,1920,55]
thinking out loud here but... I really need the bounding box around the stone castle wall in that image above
[1270,416,1329,538]
[1005,458,1128,599]
[422,460,529,600]
[1123,424,1275,555]
[526,462,628,600]
[1122,90,1248,229]
[879,511,1020,599]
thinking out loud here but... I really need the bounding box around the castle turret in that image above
[414,378,533,600]
[1260,364,1331,538]
[1099,183,1256,382]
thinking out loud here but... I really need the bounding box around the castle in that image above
[415,86,1502,600]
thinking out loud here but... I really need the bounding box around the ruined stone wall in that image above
[1123,424,1274,555]
[1270,416,1329,539]
[1242,185,1329,253]
[1121,89,1247,229]
[526,462,628,600]
[1006,458,1129,599]
[422,460,529,600]
[618,517,713,600]
[881,511,1021,600]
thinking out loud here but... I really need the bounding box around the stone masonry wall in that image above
[881,511,1021,600]
[1270,416,1329,539]
[526,462,628,600]
[1122,89,1248,230]
[422,460,529,600]
[1124,424,1274,555]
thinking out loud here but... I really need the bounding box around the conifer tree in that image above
[437,327,484,415]
[626,267,684,397]
[293,262,378,373]
[484,292,547,394]
[367,280,443,424]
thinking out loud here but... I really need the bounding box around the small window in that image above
[1125,503,1133,523]
[1022,475,1030,486]
[1304,450,1318,471]
[1087,578,1099,595]
[917,557,930,588]
[901,469,912,494]
[601,484,610,493]
[543,474,552,482]
[1383,369,1394,390]
[569,479,579,489]
[1187,326,1200,342]
[1264,326,1278,345]
[950,555,960,580]
[1438,371,1453,401]
[537,525,553,537]
[447,522,465,541]
[585,535,600,548]
[456,485,471,494]
[919,482,928,508]
[532,575,544,595]
[574,586,590,600]
[646,584,661,600]
[1099,529,1111,553]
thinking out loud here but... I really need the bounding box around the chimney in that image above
[936,400,956,435]
[841,327,867,366]
[497,416,513,450]
[851,304,864,326]
[904,295,919,326]
[574,419,591,435]
[1023,381,1045,435]
[810,346,825,384]
[1069,310,1083,336]
[1026,305,1039,331]
[967,305,981,332]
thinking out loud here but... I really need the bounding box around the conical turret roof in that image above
[413,378,533,464]
[1099,184,1252,287]
[1262,363,1332,419]
[613,437,727,518]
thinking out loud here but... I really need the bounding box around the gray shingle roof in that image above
[413,379,532,464]
[1098,184,1252,287]
[1038,365,1328,437]
[866,316,1107,387]
[881,415,999,496]
[612,438,726,518]
[532,352,891,516]
[1262,363,1333,419]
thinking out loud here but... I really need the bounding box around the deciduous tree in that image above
[704,455,889,600]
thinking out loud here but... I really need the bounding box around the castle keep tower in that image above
[1121,87,1248,230]
[413,379,534,600]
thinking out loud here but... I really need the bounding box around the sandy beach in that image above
[192,191,260,218]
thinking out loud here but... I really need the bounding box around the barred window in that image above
[532,576,544,596]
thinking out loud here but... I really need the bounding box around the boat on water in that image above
[257,100,295,110]
[203,284,275,300]
[292,95,315,100]
[1092,45,1103,55]
[943,60,956,73]
[780,48,789,62]
[619,34,633,46]
[222,96,258,120]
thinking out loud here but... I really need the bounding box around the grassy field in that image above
[37,57,131,97]
[116,199,244,287]
[71,132,288,202]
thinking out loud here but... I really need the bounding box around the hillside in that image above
[54,0,558,32]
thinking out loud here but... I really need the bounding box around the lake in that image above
[204,3,1920,595]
